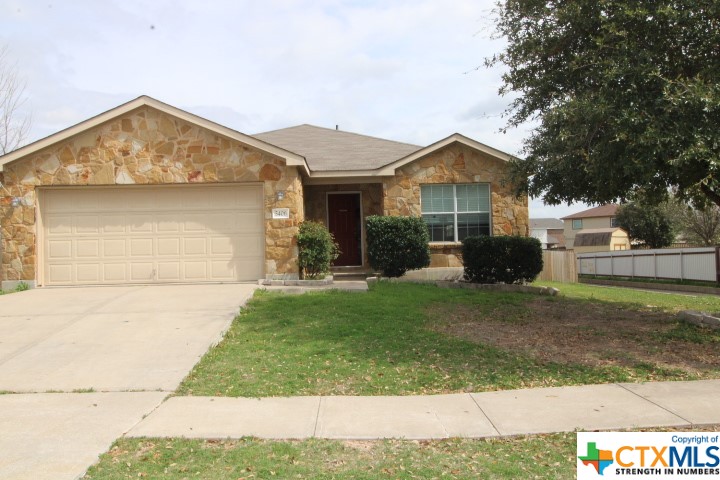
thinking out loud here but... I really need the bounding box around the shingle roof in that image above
[561,204,619,220]
[530,218,564,229]
[253,124,421,172]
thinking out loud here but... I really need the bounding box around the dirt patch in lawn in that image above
[429,298,720,377]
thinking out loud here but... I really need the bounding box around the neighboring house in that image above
[0,96,528,289]
[529,218,565,249]
[562,204,620,249]
[573,228,630,254]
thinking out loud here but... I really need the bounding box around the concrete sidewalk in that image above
[127,379,720,440]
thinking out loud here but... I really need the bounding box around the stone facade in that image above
[383,143,529,268]
[0,107,303,284]
[0,105,528,286]
[304,183,383,267]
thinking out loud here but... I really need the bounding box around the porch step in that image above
[331,267,375,281]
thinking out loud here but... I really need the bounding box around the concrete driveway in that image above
[0,283,256,480]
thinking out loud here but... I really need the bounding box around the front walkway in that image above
[128,379,720,440]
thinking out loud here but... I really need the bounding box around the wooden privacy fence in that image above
[576,247,720,282]
[538,250,578,283]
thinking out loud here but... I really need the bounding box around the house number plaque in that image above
[272,208,290,219]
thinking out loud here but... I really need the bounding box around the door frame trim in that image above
[325,191,364,267]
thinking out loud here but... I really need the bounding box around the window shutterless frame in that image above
[420,184,491,242]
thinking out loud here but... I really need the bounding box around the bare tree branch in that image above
[683,203,720,246]
[0,45,31,155]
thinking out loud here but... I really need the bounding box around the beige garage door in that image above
[41,185,264,285]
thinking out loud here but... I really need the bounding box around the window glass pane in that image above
[420,186,432,212]
[458,184,490,212]
[456,184,479,212]
[457,213,490,241]
[478,184,490,211]
[421,185,454,213]
[572,219,583,229]
[423,213,454,242]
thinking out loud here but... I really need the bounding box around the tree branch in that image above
[0,45,31,155]
[699,183,720,208]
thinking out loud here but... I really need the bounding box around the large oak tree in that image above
[489,1,720,206]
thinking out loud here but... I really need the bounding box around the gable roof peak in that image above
[0,95,309,174]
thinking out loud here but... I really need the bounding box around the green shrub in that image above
[296,221,339,279]
[462,236,543,284]
[366,215,431,277]
[15,281,29,292]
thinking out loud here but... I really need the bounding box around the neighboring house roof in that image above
[253,124,421,172]
[530,218,564,229]
[561,204,619,220]
[546,234,560,245]
[0,95,310,175]
[574,227,627,247]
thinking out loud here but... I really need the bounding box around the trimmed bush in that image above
[296,221,339,279]
[366,215,431,277]
[462,235,543,284]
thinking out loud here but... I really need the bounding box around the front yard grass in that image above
[178,282,720,397]
[84,434,576,479]
[84,425,720,479]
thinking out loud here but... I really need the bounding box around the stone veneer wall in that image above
[0,107,303,284]
[382,143,528,268]
[304,183,383,267]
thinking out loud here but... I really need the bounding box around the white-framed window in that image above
[610,216,618,228]
[420,184,491,242]
[572,219,583,230]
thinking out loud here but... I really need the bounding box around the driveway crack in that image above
[121,392,172,438]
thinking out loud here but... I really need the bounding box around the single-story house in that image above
[0,96,528,289]
[573,228,630,254]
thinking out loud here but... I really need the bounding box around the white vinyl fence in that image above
[577,247,719,283]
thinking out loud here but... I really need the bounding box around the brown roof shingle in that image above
[561,204,619,220]
[253,124,421,172]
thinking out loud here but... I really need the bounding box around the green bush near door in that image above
[366,215,431,277]
[296,221,339,279]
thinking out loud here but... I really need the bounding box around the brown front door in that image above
[328,193,362,266]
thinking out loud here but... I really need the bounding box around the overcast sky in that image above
[1,0,590,218]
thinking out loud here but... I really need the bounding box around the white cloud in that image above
[0,0,583,214]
